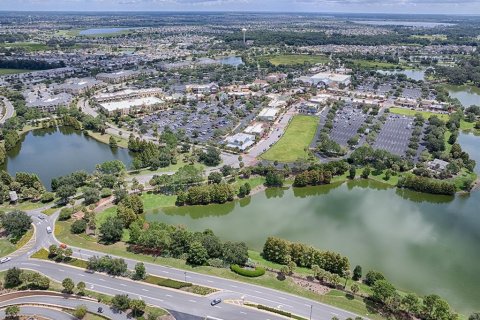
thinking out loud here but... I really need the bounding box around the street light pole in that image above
[184,271,187,282]
[309,304,313,320]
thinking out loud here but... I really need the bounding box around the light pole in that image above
[184,271,187,282]
[309,304,313,320]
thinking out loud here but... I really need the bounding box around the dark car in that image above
[210,298,222,306]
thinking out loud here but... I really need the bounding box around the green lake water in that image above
[147,133,480,314]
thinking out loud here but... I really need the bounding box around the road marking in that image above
[162,271,169,274]
[240,312,247,315]
[142,289,149,292]
[78,274,85,277]
[59,269,64,272]
[230,285,238,288]
[120,284,127,287]
[214,306,222,309]
[207,280,213,283]
[99,279,105,282]
[254,290,262,294]
[188,299,196,303]
[165,294,172,298]
[20,263,40,267]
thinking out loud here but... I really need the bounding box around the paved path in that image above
[0,305,75,320]
[0,96,15,124]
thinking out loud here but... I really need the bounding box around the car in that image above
[210,298,222,306]
[37,214,45,220]
[46,226,52,234]
[0,257,11,264]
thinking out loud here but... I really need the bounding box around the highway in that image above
[0,206,365,320]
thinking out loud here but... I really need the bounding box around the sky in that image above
[1,0,480,14]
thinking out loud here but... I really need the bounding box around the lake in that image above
[79,28,132,35]
[217,56,244,67]
[445,84,480,107]
[1,127,133,189]
[146,133,480,314]
[378,69,426,81]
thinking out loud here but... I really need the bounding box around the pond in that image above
[146,132,480,314]
[79,28,132,35]
[1,127,133,189]
[378,69,426,81]
[445,84,480,107]
[217,56,244,67]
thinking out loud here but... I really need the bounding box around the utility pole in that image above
[309,304,313,320]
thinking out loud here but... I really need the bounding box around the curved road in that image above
[0,206,365,320]
[0,305,75,320]
[0,96,15,124]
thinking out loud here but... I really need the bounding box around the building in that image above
[94,88,163,103]
[185,83,219,95]
[99,96,164,116]
[297,101,322,114]
[224,133,256,151]
[309,94,333,105]
[96,69,155,84]
[9,191,18,204]
[244,123,264,136]
[257,108,280,122]
[396,98,418,108]
[310,72,351,88]
[54,78,104,95]
[26,92,73,112]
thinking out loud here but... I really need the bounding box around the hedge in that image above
[230,264,266,277]
[257,305,307,320]
[150,276,192,289]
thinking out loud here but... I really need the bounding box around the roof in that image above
[310,72,351,83]
[258,108,279,118]
[100,97,164,111]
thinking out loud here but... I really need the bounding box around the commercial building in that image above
[53,77,104,95]
[309,72,351,88]
[26,92,73,112]
[257,107,280,122]
[244,123,264,136]
[224,133,256,151]
[99,96,164,116]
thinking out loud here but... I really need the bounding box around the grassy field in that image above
[0,42,50,51]
[389,107,450,122]
[0,69,34,75]
[0,239,16,257]
[261,115,318,163]
[264,54,329,66]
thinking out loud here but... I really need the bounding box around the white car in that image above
[0,257,12,264]
[46,226,52,234]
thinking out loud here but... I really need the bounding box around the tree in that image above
[56,184,77,204]
[62,277,75,293]
[64,248,73,259]
[208,172,223,184]
[423,294,452,320]
[48,244,58,257]
[99,217,124,244]
[352,265,362,281]
[349,167,356,179]
[351,283,359,295]
[361,167,371,179]
[70,219,87,234]
[4,267,22,288]
[199,146,221,166]
[134,262,146,280]
[402,293,421,315]
[5,305,20,319]
[187,241,208,266]
[73,305,87,319]
[1,210,32,239]
[265,171,284,187]
[469,313,480,320]
[365,270,385,286]
[222,241,248,265]
[112,294,130,311]
[117,204,137,228]
[129,299,146,317]
[96,160,126,175]
[109,136,118,149]
[83,187,100,205]
[372,280,396,304]
[287,260,297,274]
[77,281,86,295]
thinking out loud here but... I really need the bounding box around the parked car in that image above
[210,298,222,306]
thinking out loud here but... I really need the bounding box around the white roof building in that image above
[225,133,256,151]
[244,123,264,135]
[310,72,351,87]
[257,108,280,122]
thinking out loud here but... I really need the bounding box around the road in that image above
[0,96,15,124]
[0,207,365,320]
[0,305,75,320]
[0,294,127,320]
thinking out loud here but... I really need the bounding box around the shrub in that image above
[41,192,55,203]
[156,278,192,289]
[58,208,73,221]
[73,305,87,319]
[101,188,112,198]
[365,270,386,286]
[207,258,225,268]
[230,264,266,277]
[70,219,87,234]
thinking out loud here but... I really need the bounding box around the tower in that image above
[242,28,247,45]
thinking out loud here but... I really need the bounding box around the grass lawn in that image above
[0,238,16,257]
[264,54,329,66]
[389,107,450,122]
[86,130,129,149]
[142,192,177,211]
[261,115,318,163]
[0,69,34,75]
[0,42,50,51]
[128,160,203,177]
[233,176,266,192]
[0,200,47,212]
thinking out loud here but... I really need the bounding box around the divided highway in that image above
[0,206,365,320]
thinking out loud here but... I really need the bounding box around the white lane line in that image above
[142,289,149,292]
[20,263,40,267]
[206,280,213,283]
[120,284,127,287]
[165,294,173,298]
[99,279,106,282]
[78,274,85,277]
[230,285,238,288]
[162,271,169,274]
[240,312,247,315]
[254,290,262,294]
[188,299,197,303]
[59,269,65,272]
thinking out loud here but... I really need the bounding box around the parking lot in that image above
[373,114,414,156]
[329,106,368,146]
[141,101,258,143]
